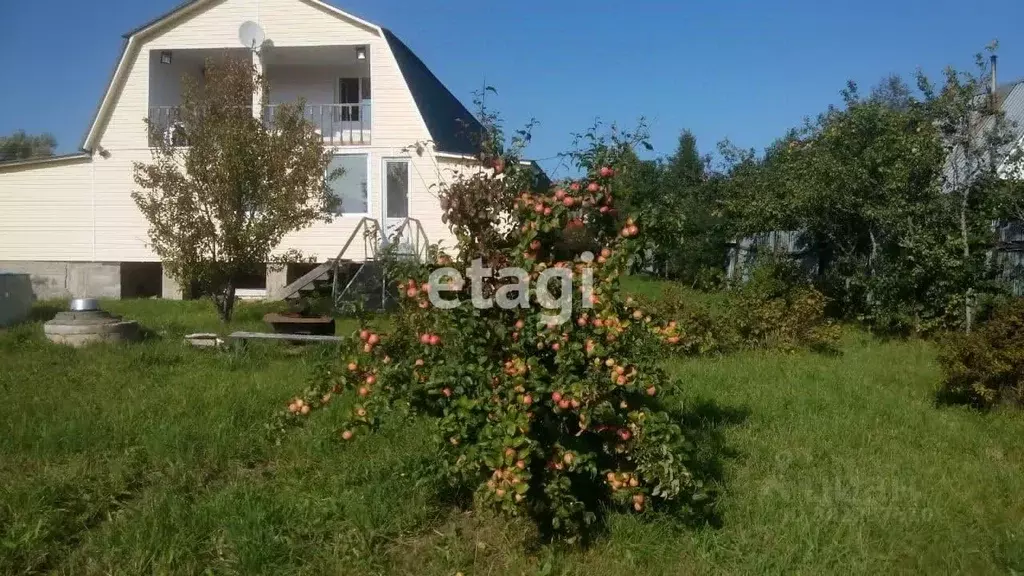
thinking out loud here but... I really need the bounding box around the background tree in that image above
[132,57,337,322]
[0,130,57,161]
[920,45,1017,331]
[663,131,728,285]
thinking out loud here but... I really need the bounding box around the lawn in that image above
[1,293,1023,574]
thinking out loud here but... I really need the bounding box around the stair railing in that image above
[386,217,431,261]
[331,217,382,303]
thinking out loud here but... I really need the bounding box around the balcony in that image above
[147,46,372,147]
[147,103,371,147]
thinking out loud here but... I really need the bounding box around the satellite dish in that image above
[238,21,265,50]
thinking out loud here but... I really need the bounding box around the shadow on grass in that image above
[673,397,750,529]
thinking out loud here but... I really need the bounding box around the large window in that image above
[327,154,368,215]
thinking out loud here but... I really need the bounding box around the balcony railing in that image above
[147,103,371,147]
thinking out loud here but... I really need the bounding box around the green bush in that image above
[640,256,839,356]
[938,299,1024,409]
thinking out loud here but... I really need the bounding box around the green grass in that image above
[1,294,1023,574]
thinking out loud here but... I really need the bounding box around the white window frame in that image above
[327,150,373,218]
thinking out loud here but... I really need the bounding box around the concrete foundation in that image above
[0,261,121,300]
[161,267,184,300]
[267,265,288,300]
[0,261,284,302]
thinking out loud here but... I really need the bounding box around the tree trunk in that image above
[960,194,973,333]
[216,280,237,324]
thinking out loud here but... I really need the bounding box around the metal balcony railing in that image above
[147,102,371,147]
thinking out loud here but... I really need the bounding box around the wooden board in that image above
[228,331,344,343]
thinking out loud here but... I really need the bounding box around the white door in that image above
[382,159,411,252]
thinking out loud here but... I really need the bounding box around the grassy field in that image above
[1,293,1023,574]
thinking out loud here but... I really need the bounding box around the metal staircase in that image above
[270,217,430,311]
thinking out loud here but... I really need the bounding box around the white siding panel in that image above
[0,160,95,261]
[366,40,431,148]
[100,47,150,150]
[146,0,257,49]
[255,0,379,46]
[92,152,159,262]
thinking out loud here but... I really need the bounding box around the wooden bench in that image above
[228,331,345,345]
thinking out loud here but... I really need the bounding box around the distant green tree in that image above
[662,131,729,284]
[0,130,57,161]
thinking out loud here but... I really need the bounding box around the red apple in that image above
[359,329,370,341]
[587,182,600,193]
[600,166,614,178]
[367,333,380,345]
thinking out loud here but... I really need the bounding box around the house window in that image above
[327,154,369,215]
[338,77,371,121]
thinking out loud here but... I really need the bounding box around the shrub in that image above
[276,132,712,541]
[938,299,1024,409]
[729,255,839,352]
[633,286,731,356]
[638,256,839,356]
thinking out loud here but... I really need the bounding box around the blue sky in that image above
[1,0,1022,176]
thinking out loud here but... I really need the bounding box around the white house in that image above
[0,0,489,300]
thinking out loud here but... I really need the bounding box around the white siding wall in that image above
[0,0,454,266]
[0,160,95,260]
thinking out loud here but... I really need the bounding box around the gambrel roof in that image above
[81,0,484,156]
